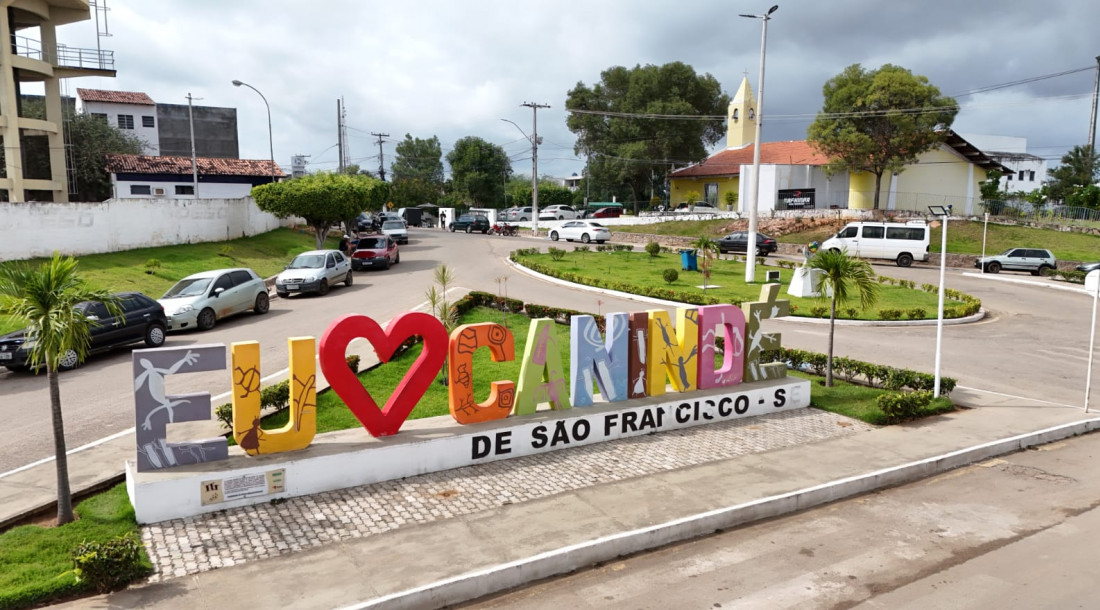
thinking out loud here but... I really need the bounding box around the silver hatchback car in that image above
[158,268,270,331]
[974,248,1056,276]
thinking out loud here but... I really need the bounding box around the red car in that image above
[351,234,400,270]
[586,206,623,219]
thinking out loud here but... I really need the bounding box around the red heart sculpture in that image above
[319,312,448,437]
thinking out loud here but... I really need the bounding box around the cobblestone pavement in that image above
[141,409,874,581]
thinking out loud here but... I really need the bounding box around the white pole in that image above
[981,212,988,274]
[744,8,773,283]
[1086,271,1099,412]
[933,212,948,398]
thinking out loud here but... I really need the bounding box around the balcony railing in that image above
[12,35,115,71]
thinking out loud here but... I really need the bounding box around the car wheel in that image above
[558,215,564,220]
[597,240,606,244]
[318,279,330,296]
[987,261,1001,274]
[58,348,80,371]
[896,253,913,267]
[254,292,270,314]
[450,226,456,232]
[829,248,841,254]
[395,252,400,264]
[482,228,488,234]
[144,322,167,347]
[581,233,591,243]
[550,231,559,241]
[382,258,391,270]
[466,225,472,234]
[520,217,528,221]
[344,271,353,287]
[757,247,769,257]
[1039,264,1054,276]
[719,248,728,254]
[197,308,217,331]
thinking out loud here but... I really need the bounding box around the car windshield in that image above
[163,277,211,298]
[358,237,387,249]
[382,221,404,230]
[288,254,325,269]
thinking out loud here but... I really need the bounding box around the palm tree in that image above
[0,254,118,524]
[808,249,879,387]
[425,264,458,385]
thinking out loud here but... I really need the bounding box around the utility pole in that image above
[371,132,389,180]
[186,92,201,198]
[522,101,549,236]
[336,98,345,174]
[1089,55,1099,154]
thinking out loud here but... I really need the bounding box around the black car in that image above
[449,214,490,234]
[717,231,778,256]
[0,292,168,372]
[1076,261,1100,273]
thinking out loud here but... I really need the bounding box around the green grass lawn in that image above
[791,370,955,425]
[0,484,149,610]
[0,228,337,335]
[515,249,961,320]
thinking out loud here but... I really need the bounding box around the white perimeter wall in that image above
[0,198,293,261]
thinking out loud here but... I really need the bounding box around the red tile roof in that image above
[77,88,156,106]
[671,141,831,178]
[105,154,286,177]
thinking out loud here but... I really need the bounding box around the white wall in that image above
[113,177,256,200]
[79,100,160,155]
[0,198,291,261]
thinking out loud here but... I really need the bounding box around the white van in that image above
[821,221,929,267]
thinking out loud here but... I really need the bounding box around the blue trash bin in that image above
[680,249,698,271]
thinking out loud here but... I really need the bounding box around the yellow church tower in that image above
[726,77,757,150]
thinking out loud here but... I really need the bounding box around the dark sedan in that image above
[1076,262,1100,273]
[0,292,168,372]
[716,231,778,256]
[449,214,490,234]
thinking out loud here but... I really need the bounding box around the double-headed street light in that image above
[232,79,276,182]
[928,205,951,397]
[739,4,778,283]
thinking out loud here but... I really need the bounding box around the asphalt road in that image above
[466,428,1100,609]
[0,229,1093,472]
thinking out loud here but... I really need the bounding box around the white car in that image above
[381,220,409,244]
[158,268,269,331]
[275,250,353,297]
[538,204,578,221]
[548,220,612,244]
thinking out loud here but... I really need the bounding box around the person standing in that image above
[440,211,447,230]
[338,234,350,255]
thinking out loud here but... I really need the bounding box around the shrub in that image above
[663,269,679,285]
[261,381,290,410]
[575,245,591,253]
[845,308,858,319]
[72,533,148,593]
[143,258,161,275]
[905,308,925,320]
[878,309,902,321]
[921,283,937,293]
[645,241,662,257]
[877,390,934,422]
[215,402,233,430]
[346,354,360,374]
[810,306,828,318]
[548,247,566,261]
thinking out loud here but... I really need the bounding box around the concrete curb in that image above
[961,271,1092,295]
[340,417,1100,610]
[507,257,987,327]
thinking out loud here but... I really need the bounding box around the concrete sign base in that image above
[126,377,810,524]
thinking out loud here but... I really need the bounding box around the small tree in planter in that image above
[692,235,718,293]
[426,264,459,385]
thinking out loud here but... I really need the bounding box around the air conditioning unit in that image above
[154,188,165,196]
[766,270,781,282]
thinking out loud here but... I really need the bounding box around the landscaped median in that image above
[510,246,981,321]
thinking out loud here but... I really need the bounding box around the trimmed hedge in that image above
[762,348,956,395]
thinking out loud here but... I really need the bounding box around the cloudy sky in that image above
[50,0,1100,180]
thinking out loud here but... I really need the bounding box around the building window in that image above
[1006,173,1013,180]
[732,109,739,120]
[90,112,108,123]
[118,114,135,129]
[130,185,151,195]
[1018,170,1025,181]
[748,108,755,119]
[175,185,195,195]
[142,115,155,128]
[704,182,719,205]
[1028,170,1035,181]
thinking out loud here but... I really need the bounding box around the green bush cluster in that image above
[72,533,148,594]
[574,245,591,253]
[877,390,934,423]
[548,247,566,261]
[762,348,956,395]
[775,260,799,269]
[516,258,721,306]
[1048,268,1086,283]
[878,309,902,320]
[645,241,662,257]
[663,269,679,285]
[906,308,926,320]
[597,244,632,252]
[810,306,828,317]
[844,308,858,319]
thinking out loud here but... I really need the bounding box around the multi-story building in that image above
[0,0,116,202]
[957,134,1047,194]
[76,89,159,155]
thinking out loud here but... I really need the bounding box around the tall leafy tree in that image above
[252,172,389,248]
[808,250,879,387]
[1045,145,1100,204]
[391,134,445,207]
[807,64,958,210]
[566,62,729,214]
[445,137,510,206]
[0,254,119,524]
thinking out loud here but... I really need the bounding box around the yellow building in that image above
[0,0,115,202]
[670,77,1008,214]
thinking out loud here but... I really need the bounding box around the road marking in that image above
[0,288,470,480]
[956,385,1080,409]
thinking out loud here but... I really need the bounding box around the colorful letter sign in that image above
[231,337,317,455]
[447,323,516,424]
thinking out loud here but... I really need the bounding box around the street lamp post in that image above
[1086,270,1100,412]
[739,4,778,283]
[501,116,544,235]
[928,205,951,397]
[232,79,275,182]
